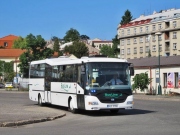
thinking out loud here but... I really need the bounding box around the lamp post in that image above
[155,32,162,95]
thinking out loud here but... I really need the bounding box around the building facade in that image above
[118,8,180,59]
[88,38,113,50]
[128,56,180,94]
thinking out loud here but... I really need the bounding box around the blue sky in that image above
[0,0,180,40]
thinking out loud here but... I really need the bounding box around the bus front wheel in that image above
[69,98,78,113]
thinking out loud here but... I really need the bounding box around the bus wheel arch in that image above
[68,97,78,113]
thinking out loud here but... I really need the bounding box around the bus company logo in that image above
[61,83,71,92]
[104,93,122,98]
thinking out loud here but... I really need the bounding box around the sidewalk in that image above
[134,94,180,101]
[0,89,66,127]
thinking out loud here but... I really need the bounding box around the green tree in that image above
[112,34,120,57]
[64,41,89,58]
[18,34,54,77]
[4,61,14,82]
[13,36,27,49]
[132,72,152,92]
[63,28,80,43]
[120,9,133,25]
[53,37,60,52]
[80,35,90,40]
[100,45,114,58]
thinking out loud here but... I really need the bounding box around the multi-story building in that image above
[88,38,113,50]
[117,8,180,59]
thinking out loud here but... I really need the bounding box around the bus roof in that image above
[30,57,128,66]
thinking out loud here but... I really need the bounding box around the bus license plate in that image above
[107,105,118,108]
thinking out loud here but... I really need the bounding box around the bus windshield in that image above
[86,62,130,90]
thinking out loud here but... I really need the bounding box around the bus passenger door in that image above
[76,65,85,109]
[44,64,52,103]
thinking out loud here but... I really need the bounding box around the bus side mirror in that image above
[130,67,134,76]
[129,63,134,76]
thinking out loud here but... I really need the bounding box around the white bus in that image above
[29,56,134,113]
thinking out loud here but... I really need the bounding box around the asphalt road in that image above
[0,92,180,135]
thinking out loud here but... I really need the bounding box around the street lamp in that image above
[155,32,162,95]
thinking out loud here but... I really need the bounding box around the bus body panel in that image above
[50,82,77,107]
[29,78,45,102]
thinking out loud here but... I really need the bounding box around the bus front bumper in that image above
[84,95,134,111]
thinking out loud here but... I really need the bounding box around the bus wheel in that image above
[110,109,119,114]
[38,95,43,106]
[69,98,78,113]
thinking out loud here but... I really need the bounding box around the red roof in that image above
[118,19,152,29]
[0,49,59,58]
[0,35,19,41]
[0,49,25,57]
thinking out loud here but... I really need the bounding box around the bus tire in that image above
[69,98,78,114]
[110,109,119,114]
[38,95,43,106]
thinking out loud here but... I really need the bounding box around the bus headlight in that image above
[127,101,134,104]
[88,102,99,105]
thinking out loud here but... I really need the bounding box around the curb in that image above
[0,113,66,127]
[134,96,180,102]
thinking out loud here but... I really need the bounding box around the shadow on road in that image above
[38,103,155,117]
[76,109,155,117]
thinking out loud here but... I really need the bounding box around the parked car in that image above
[5,82,13,88]
[0,83,5,88]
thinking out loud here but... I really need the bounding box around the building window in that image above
[174,72,178,88]
[122,30,124,36]
[173,32,177,39]
[152,25,156,31]
[127,39,130,45]
[158,35,162,41]
[146,26,149,32]
[173,43,177,50]
[163,73,167,88]
[4,42,8,47]
[121,49,124,55]
[158,24,162,29]
[121,40,124,45]
[134,28,136,34]
[145,46,149,53]
[127,29,130,35]
[152,35,156,42]
[173,21,177,27]
[139,37,143,43]
[173,54,177,56]
[134,38,137,44]
[140,27,143,33]
[140,47,143,53]
[145,36,149,42]
[134,47,137,54]
[127,48,130,55]
[152,45,156,52]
